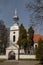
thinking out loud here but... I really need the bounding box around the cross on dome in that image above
[15,9,17,16]
[13,9,19,24]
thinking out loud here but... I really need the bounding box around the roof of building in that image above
[33,34,41,43]
[27,34,43,43]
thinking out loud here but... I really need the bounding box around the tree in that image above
[36,39,43,64]
[28,26,34,47]
[22,38,28,54]
[26,0,43,33]
[0,20,7,54]
[17,24,27,50]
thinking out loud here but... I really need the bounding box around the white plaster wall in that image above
[0,55,7,59]
[10,23,19,45]
[10,30,19,45]
[20,49,24,54]
[0,55,36,60]
[19,55,36,59]
[6,49,19,60]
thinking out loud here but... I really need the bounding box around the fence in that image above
[19,55,36,59]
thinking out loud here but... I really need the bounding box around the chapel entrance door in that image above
[8,51,15,60]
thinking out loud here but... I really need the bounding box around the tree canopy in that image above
[36,39,43,64]
[26,0,43,32]
[17,24,27,50]
[28,26,34,46]
[0,20,7,54]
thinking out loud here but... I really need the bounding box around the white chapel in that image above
[10,10,19,45]
[6,10,19,60]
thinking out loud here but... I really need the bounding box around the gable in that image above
[6,44,19,50]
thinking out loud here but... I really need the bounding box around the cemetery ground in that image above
[0,60,40,65]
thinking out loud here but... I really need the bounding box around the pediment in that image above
[6,44,19,50]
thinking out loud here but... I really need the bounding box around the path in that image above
[0,60,39,65]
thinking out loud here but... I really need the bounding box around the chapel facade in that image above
[6,10,19,60]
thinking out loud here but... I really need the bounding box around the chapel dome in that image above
[10,23,19,30]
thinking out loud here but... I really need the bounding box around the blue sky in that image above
[0,0,29,28]
[0,0,43,35]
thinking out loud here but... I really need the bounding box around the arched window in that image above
[13,35,15,42]
[35,45,37,49]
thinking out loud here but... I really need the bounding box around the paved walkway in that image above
[0,60,39,65]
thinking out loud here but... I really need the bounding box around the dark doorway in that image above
[8,51,15,60]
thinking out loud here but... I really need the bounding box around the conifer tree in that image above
[36,39,43,64]
[17,24,27,51]
[0,20,7,54]
[28,26,34,47]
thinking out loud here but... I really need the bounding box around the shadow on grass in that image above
[19,59,39,61]
[0,59,7,62]
[35,63,43,65]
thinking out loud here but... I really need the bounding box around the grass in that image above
[36,63,43,65]
[19,59,39,61]
[0,59,7,62]
[37,64,43,65]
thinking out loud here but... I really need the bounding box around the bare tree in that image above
[26,0,43,34]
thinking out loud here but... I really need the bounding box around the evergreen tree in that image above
[0,20,7,54]
[28,26,34,46]
[17,24,27,50]
[36,39,43,64]
[22,38,28,54]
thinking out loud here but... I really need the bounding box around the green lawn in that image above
[0,59,7,62]
[36,63,43,65]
